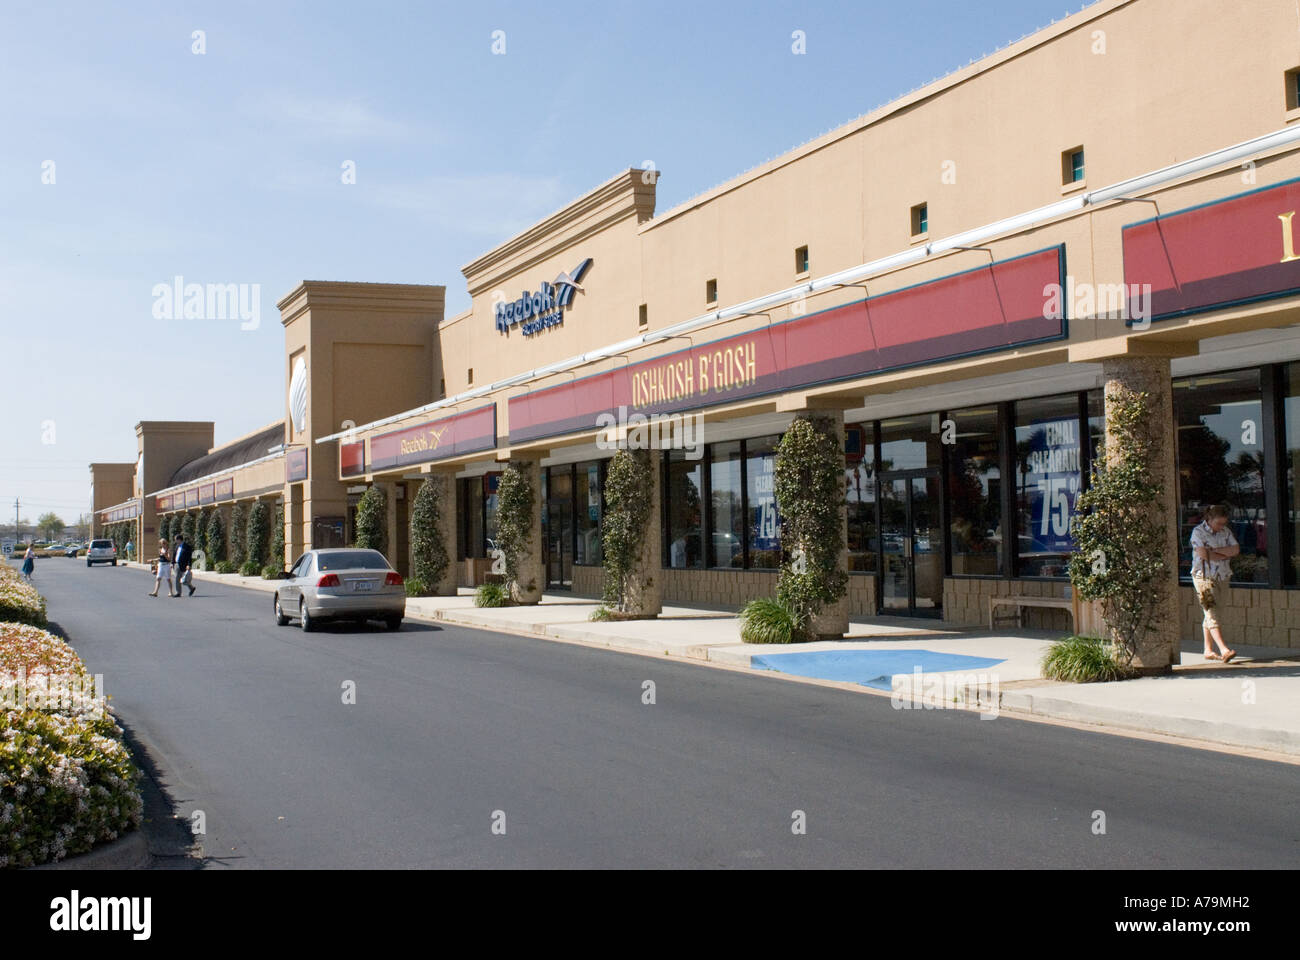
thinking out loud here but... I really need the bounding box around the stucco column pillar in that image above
[508,459,545,605]
[1102,354,1180,672]
[287,487,304,564]
[622,449,664,617]
[377,481,399,567]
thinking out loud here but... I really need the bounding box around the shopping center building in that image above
[93,0,1300,662]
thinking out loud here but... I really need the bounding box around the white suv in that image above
[86,539,117,567]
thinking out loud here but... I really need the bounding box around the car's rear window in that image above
[91,540,113,548]
[315,551,389,571]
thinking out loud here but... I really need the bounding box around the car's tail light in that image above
[385,572,403,586]
[317,574,340,587]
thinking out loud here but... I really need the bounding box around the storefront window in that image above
[746,436,781,569]
[483,473,500,556]
[575,461,603,566]
[1087,389,1104,469]
[710,441,744,568]
[1285,364,1300,585]
[666,450,703,569]
[1014,394,1084,577]
[1174,371,1266,583]
[947,406,1001,576]
[845,422,877,573]
[879,414,942,471]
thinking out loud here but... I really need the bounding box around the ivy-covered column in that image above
[1102,356,1180,672]
[601,448,662,617]
[500,459,544,604]
[776,411,850,640]
[410,472,457,596]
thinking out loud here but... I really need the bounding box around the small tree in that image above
[601,449,653,612]
[194,508,209,560]
[36,512,64,542]
[354,486,387,556]
[773,416,848,640]
[496,462,537,599]
[270,502,285,570]
[409,478,450,593]
[1067,386,1167,667]
[205,510,226,566]
[229,502,247,566]
[181,512,197,551]
[246,500,270,569]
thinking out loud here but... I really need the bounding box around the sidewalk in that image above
[146,562,1300,759]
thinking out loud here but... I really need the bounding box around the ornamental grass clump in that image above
[1041,635,1136,683]
[739,597,797,644]
[474,582,509,607]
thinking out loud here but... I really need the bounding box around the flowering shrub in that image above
[0,622,142,868]
[0,576,47,628]
[0,707,142,868]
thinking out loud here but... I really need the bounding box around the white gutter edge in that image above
[146,449,286,500]
[316,124,1300,445]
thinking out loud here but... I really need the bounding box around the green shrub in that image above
[474,582,509,607]
[215,560,237,574]
[260,563,282,580]
[403,577,428,598]
[409,478,450,590]
[205,510,226,567]
[246,500,270,570]
[1041,635,1137,683]
[355,486,387,555]
[270,503,285,571]
[238,560,260,577]
[229,503,247,569]
[739,597,798,644]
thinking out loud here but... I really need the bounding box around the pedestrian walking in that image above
[20,544,35,581]
[173,534,195,597]
[1191,503,1239,663]
[149,538,176,597]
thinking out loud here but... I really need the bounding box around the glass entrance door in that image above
[879,472,943,617]
[546,469,573,589]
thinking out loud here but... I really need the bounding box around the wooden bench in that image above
[988,594,1077,631]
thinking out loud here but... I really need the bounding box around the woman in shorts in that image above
[149,538,176,597]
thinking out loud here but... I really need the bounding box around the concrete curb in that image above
[29,827,152,871]
[999,691,1300,757]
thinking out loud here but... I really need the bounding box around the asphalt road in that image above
[15,557,1300,868]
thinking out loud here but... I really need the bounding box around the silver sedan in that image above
[274,548,406,632]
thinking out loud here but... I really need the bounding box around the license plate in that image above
[352,581,374,592]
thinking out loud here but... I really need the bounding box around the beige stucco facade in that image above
[98,0,1300,657]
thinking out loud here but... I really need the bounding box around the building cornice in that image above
[461,169,656,295]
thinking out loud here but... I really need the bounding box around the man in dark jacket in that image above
[173,535,195,597]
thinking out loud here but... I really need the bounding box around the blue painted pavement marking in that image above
[749,649,1007,690]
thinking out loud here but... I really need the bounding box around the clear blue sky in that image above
[0,0,1094,526]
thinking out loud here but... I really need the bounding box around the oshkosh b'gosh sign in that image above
[494,258,591,337]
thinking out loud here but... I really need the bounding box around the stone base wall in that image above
[944,578,1073,632]
[658,568,877,617]
[572,564,602,598]
[1179,584,1300,649]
